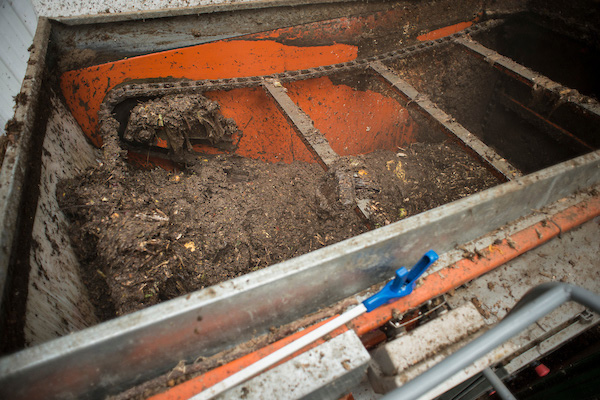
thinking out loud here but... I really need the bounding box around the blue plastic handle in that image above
[362,250,438,312]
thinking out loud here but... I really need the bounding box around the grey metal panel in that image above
[5,0,37,36]
[0,17,50,319]
[381,283,600,400]
[24,96,100,345]
[44,0,363,24]
[1,149,599,400]
[49,0,390,58]
[220,330,371,400]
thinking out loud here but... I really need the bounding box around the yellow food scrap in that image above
[387,160,406,181]
[184,242,196,252]
[395,161,406,181]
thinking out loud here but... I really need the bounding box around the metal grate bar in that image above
[498,93,595,151]
[369,61,521,181]
[262,80,339,169]
[454,36,600,119]
[482,367,517,400]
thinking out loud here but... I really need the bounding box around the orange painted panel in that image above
[285,77,416,155]
[205,87,317,163]
[60,41,358,147]
[129,87,318,165]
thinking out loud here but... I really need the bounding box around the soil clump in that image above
[124,94,238,162]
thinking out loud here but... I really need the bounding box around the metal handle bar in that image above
[381,282,600,400]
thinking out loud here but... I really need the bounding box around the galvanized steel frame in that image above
[0,18,51,322]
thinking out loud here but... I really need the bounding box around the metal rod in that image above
[482,367,516,400]
[262,80,339,169]
[498,93,594,151]
[262,80,368,214]
[369,61,521,181]
[381,283,600,400]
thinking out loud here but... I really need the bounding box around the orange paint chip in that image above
[417,21,473,41]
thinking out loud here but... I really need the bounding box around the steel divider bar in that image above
[369,61,522,182]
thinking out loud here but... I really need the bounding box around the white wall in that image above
[0,0,37,135]
[31,0,239,17]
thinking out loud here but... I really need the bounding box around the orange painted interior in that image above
[60,41,358,147]
[417,21,473,41]
[60,9,476,153]
[204,87,318,163]
[132,78,417,167]
[60,10,480,166]
[59,7,417,149]
[285,77,416,155]
[153,194,600,399]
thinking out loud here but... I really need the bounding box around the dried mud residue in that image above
[59,141,499,319]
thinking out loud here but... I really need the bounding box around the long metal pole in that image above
[482,368,516,400]
[381,283,600,400]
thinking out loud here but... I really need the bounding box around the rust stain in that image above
[60,41,358,147]
[285,77,416,155]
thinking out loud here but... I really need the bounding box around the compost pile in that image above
[58,142,498,319]
[124,94,238,161]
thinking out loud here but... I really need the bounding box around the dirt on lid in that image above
[58,141,499,319]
